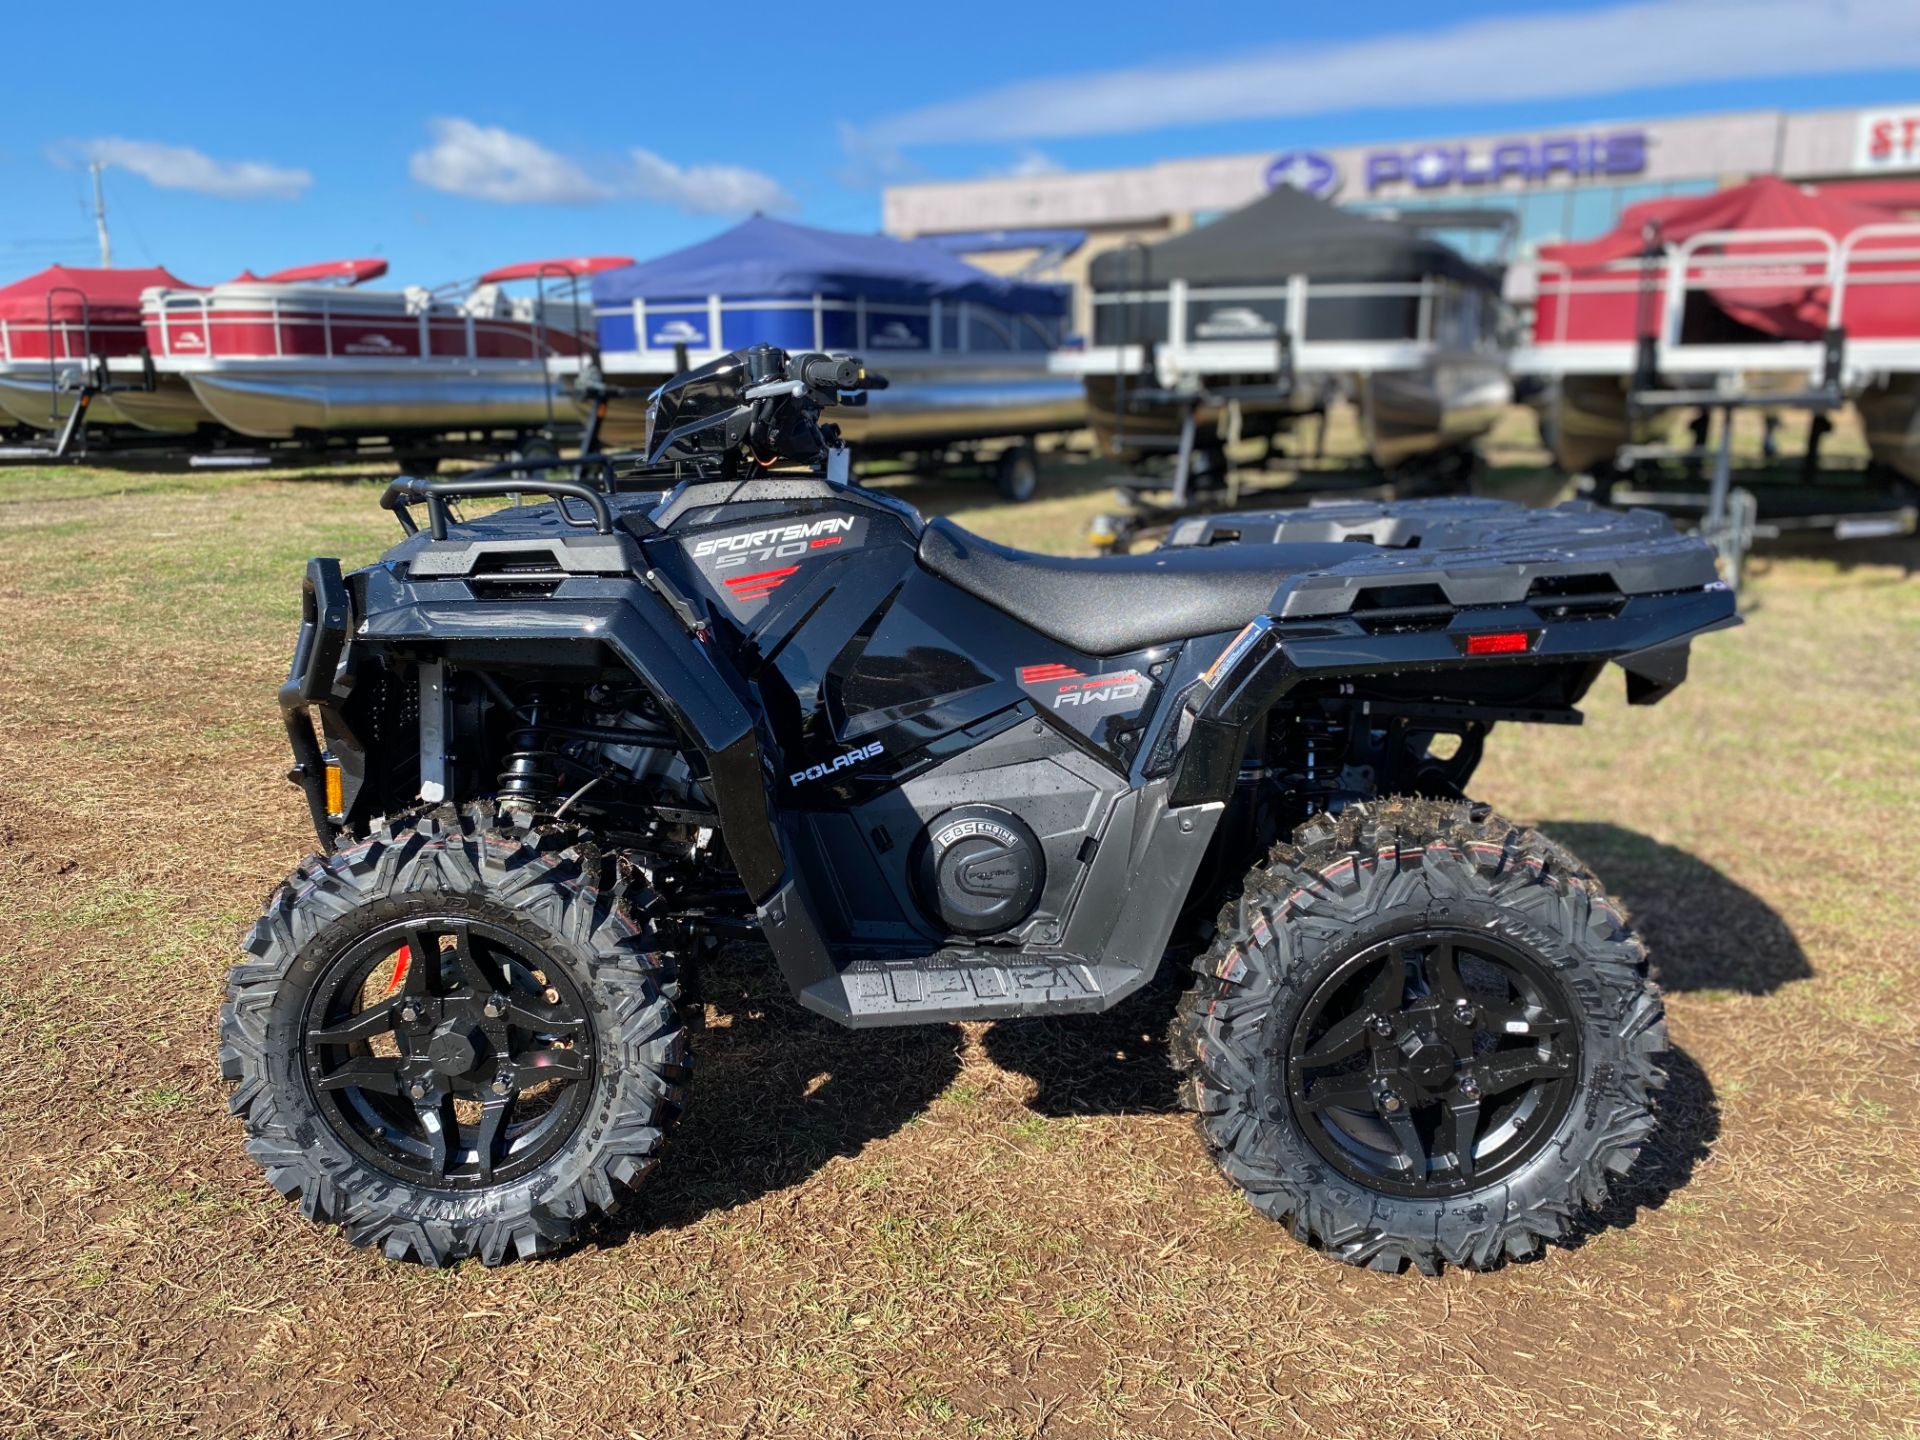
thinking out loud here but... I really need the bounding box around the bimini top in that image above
[0,264,195,323]
[1538,175,1919,341]
[1088,186,1497,292]
[593,216,1069,318]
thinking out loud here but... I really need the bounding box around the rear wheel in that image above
[221,808,686,1265]
[995,443,1040,503]
[1172,799,1664,1272]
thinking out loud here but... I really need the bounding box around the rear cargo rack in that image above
[381,473,616,539]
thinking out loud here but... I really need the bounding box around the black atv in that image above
[224,344,1735,1272]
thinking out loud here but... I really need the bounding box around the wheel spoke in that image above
[1441,1097,1481,1180]
[1299,1077,1378,1113]
[1477,1051,1573,1095]
[510,1048,587,1089]
[402,927,440,996]
[308,1005,398,1048]
[1422,939,1470,1008]
[501,997,588,1037]
[448,923,502,995]
[1298,1008,1376,1068]
[314,1057,408,1095]
[1478,1000,1567,1039]
[418,1095,450,1177]
[473,1095,513,1183]
[1382,1108,1428,1177]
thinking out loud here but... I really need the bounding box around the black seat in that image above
[917,518,1369,655]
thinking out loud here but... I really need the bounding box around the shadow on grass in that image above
[980,962,1189,1119]
[1546,821,1813,994]
[1564,1043,1720,1254]
[592,942,961,1242]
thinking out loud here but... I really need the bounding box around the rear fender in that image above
[1162,588,1737,806]
[344,578,786,900]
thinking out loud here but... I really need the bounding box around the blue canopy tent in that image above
[591,216,1071,359]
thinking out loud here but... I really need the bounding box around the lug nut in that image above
[398,1002,422,1025]
[1378,1090,1403,1114]
[483,994,507,1019]
[1371,1015,1393,1036]
[491,1077,513,1097]
[1457,1074,1481,1098]
[407,1081,429,1101]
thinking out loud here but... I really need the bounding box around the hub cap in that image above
[1283,930,1581,1197]
[301,919,594,1189]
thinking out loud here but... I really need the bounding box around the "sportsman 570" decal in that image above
[693,516,857,564]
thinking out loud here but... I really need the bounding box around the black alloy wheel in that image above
[1284,930,1579,1198]
[304,918,595,1189]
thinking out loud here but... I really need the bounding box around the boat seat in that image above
[917,517,1369,655]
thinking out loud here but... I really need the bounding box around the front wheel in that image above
[1173,799,1665,1273]
[221,808,686,1265]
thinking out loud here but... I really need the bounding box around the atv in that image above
[223,344,1735,1271]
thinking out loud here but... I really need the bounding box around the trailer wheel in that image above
[1171,798,1665,1273]
[995,444,1040,503]
[221,806,686,1266]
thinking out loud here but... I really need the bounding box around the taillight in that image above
[1464,631,1532,657]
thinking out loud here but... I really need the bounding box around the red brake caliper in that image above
[381,945,412,997]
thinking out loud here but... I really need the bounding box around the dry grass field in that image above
[1,433,1917,1439]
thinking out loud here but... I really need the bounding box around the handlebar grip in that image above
[797,354,868,391]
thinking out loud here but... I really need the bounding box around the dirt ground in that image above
[1,435,1917,1439]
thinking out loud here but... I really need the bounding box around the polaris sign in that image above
[1365,131,1647,192]
[1263,150,1340,198]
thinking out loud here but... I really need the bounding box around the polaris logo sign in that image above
[1264,151,1340,198]
[1365,131,1646,192]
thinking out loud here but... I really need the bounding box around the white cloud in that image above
[70,138,311,200]
[862,0,1920,147]
[409,118,608,204]
[994,147,1066,178]
[626,148,794,215]
[409,118,793,214]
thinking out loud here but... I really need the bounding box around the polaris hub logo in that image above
[790,740,884,787]
[1365,131,1646,192]
[1264,151,1340,198]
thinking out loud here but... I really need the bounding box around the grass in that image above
[1,415,1918,1438]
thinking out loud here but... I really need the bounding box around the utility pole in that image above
[90,160,113,267]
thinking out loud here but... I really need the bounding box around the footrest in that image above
[800,950,1146,1027]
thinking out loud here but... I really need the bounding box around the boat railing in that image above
[1082,274,1497,378]
[147,286,585,364]
[1521,222,1920,377]
[599,291,1064,369]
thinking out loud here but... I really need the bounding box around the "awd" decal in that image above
[1017,664,1147,710]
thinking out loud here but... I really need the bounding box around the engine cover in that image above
[915,805,1045,936]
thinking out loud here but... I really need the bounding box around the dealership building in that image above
[885,102,1920,331]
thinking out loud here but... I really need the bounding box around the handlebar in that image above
[796,354,868,392]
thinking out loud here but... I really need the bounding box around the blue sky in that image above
[5,0,1919,286]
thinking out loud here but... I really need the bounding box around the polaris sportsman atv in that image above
[224,344,1735,1271]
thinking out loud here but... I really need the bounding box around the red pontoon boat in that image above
[1511,177,1920,493]
[142,256,630,440]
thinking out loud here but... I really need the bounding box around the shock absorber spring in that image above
[497,688,563,807]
